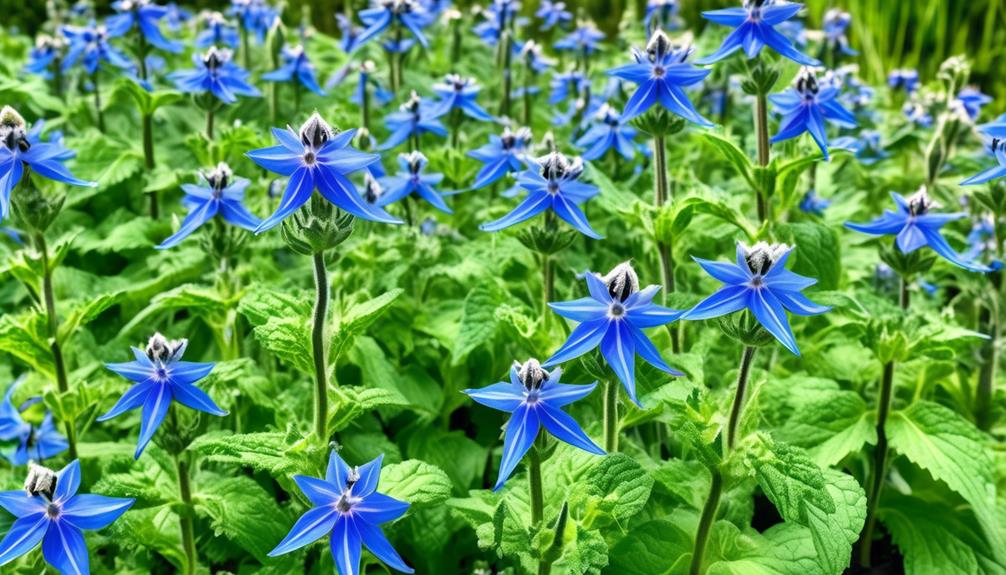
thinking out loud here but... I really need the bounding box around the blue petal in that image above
[543,317,610,366]
[219,199,262,230]
[538,381,598,408]
[0,492,45,517]
[962,165,1006,186]
[255,167,315,233]
[552,193,603,239]
[314,166,403,224]
[844,212,906,236]
[584,272,613,303]
[41,521,89,575]
[354,454,384,498]
[327,450,352,487]
[54,460,82,502]
[480,191,551,232]
[0,513,48,567]
[171,383,227,416]
[134,385,172,459]
[694,257,750,284]
[701,7,748,26]
[772,290,831,317]
[61,494,134,530]
[659,83,714,127]
[630,326,683,376]
[620,79,659,120]
[169,361,214,385]
[919,227,993,273]
[548,297,608,322]
[538,403,605,455]
[464,382,524,412]
[493,404,540,491]
[245,145,303,176]
[156,199,218,249]
[353,493,410,524]
[356,519,414,573]
[759,24,821,66]
[749,289,800,356]
[600,321,638,405]
[625,303,682,328]
[331,516,363,575]
[896,223,928,253]
[97,382,152,422]
[272,127,303,153]
[695,23,747,64]
[268,506,339,557]
[293,475,342,506]
[104,361,154,384]
[683,285,750,320]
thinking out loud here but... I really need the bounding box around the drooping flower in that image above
[683,242,830,355]
[0,461,134,573]
[536,1,572,31]
[60,22,134,75]
[645,0,683,32]
[355,0,431,51]
[963,137,1006,186]
[99,333,227,459]
[956,87,992,122]
[0,379,68,466]
[248,113,401,231]
[228,0,279,43]
[845,187,995,273]
[464,359,604,490]
[769,67,856,160]
[24,35,65,79]
[195,11,240,48]
[480,151,603,239]
[696,0,820,66]
[554,22,606,56]
[169,46,259,104]
[887,69,919,93]
[432,74,494,122]
[544,263,683,406]
[377,151,451,213]
[575,104,638,161]
[0,107,96,222]
[107,0,184,53]
[157,163,261,249]
[378,91,448,151]
[799,189,830,216]
[607,29,712,125]
[468,126,532,190]
[822,8,856,56]
[262,45,326,96]
[268,451,414,575]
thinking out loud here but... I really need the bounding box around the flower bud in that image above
[24,462,57,499]
[299,112,334,149]
[602,262,640,301]
[0,106,29,153]
[906,186,934,216]
[741,241,790,275]
[202,46,232,71]
[204,162,232,193]
[146,332,188,363]
[516,358,547,390]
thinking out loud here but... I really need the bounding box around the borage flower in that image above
[269,451,414,575]
[645,0,683,32]
[60,22,134,75]
[0,461,134,573]
[195,11,240,48]
[107,0,183,53]
[697,0,820,66]
[24,35,65,79]
[99,333,227,459]
[845,187,994,273]
[554,22,606,57]
[249,113,401,231]
[378,92,447,151]
[432,74,493,122]
[575,104,638,161]
[799,189,829,216]
[169,47,259,104]
[683,242,830,356]
[157,162,261,249]
[536,1,572,31]
[480,151,603,239]
[464,359,604,490]
[769,68,856,159]
[0,379,68,466]
[356,0,431,51]
[963,137,1006,186]
[608,30,712,125]
[822,8,857,56]
[262,45,326,96]
[887,69,919,94]
[544,263,683,406]
[468,126,532,190]
[0,107,96,221]
[957,87,992,122]
[228,0,279,43]
[549,71,589,106]
[378,151,451,213]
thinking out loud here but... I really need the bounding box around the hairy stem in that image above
[206,107,215,141]
[175,454,197,575]
[653,133,679,352]
[528,432,545,526]
[142,113,158,219]
[726,346,757,450]
[542,253,554,331]
[976,305,999,430]
[859,360,895,567]
[755,92,769,222]
[312,251,330,442]
[603,379,619,452]
[92,73,105,133]
[689,467,723,575]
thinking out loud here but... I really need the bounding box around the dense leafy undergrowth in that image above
[1,1,1005,574]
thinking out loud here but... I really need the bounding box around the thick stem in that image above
[859,360,895,568]
[206,107,215,141]
[137,32,149,80]
[755,92,769,222]
[142,113,158,219]
[689,467,723,575]
[603,379,618,452]
[312,251,330,442]
[499,32,512,119]
[528,433,544,526]
[241,28,251,71]
[92,73,105,133]
[726,346,757,450]
[542,254,554,331]
[976,305,999,430]
[899,275,910,310]
[35,233,77,460]
[523,67,533,127]
[175,454,197,575]
[653,133,679,352]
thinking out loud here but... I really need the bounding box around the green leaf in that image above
[451,283,502,365]
[585,163,642,215]
[607,519,692,574]
[552,524,609,575]
[573,453,654,528]
[776,222,842,290]
[805,469,867,575]
[329,288,403,359]
[106,505,186,571]
[66,134,143,186]
[0,312,53,378]
[749,436,835,525]
[189,430,314,476]
[405,427,487,492]
[328,386,410,432]
[699,132,756,191]
[58,291,122,343]
[778,390,875,467]
[196,474,293,563]
[379,460,452,507]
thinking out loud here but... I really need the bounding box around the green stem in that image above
[542,253,554,330]
[175,453,197,575]
[726,346,757,450]
[142,113,158,219]
[499,31,512,119]
[35,232,77,460]
[688,467,723,575]
[603,379,618,452]
[528,433,545,527]
[859,359,895,568]
[206,107,215,141]
[976,305,998,430]
[312,251,330,442]
[92,72,105,133]
[653,133,679,352]
[241,28,251,71]
[755,92,769,222]
[899,274,910,310]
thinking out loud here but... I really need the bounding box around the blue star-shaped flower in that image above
[169,47,260,104]
[228,0,279,43]
[473,0,524,47]
[378,92,447,151]
[683,242,830,356]
[99,333,227,459]
[0,378,68,466]
[887,69,919,93]
[645,0,683,32]
[248,113,401,231]
[845,188,995,273]
[798,189,830,216]
[195,11,240,48]
[480,152,603,239]
[607,29,712,124]
[0,461,134,573]
[355,0,431,51]
[957,87,992,121]
[696,0,820,66]
[536,1,572,31]
[554,23,606,56]
[378,151,451,213]
[269,451,414,575]
[157,163,261,249]
[549,71,589,106]
[432,74,494,122]
[963,136,1006,186]
[769,68,856,160]
[822,8,857,56]
[465,359,604,490]
[24,35,63,79]
[575,104,638,161]
[107,0,183,53]
[544,263,683,406]
[1,107,96,222]
[60,22,134,75]
[262,44,326,96]
[831,130,888,165]
[468,126,532,190]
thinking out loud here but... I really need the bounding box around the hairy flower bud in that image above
[906,186,934,216]
[24,462,57,499]
[146,332,188,363]
[0,106,29,152]
[794,67,820,96]
[362,172,383,204]
[741,241,790,275]
[516,358,548,390]
[203,46,232,71]
[204,162,232,193]
[602,262,640,301]
[299,112,334,149]
[401,90,422,114]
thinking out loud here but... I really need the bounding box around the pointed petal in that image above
[750,289,800,355]
[538,382,598,408]
[134,385,172,459]
[538,403,605,455]
[268,506,339,557]
[548,297,608,322]
[327,450,352,487]
[896,223,928,253]
[0,513,48,567]
[353,454,384,498]
[464,382,524,412]
[54,460,82,501]
[315,166,403,224]
[293,475,342,506]
[61,494,134,530]
[479,191,551,232]
[552,194,603,239]
[356,519,414,573]
[630,326,683,376]
[97,382,153,422]
[543,317,610,366]
[104,360,154,384]
[255,167,315,233]
[601,321,637,405]
[330,516,363,575]
[773,289,831,316]
[0,492,45,517]
[171,384,227,416]
[493,405,540,491]
[169,361,214,385]
[353,492,410,524]
[694,257,750,284]
[683,285,749,320]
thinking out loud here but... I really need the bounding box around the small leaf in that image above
[379,460,452,507]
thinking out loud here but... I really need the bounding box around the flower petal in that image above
[353,492,410,525]
[493,404,540,491]
[61,494,134,530]
[750,289,800,356]
[464,382,525,412]
[356,519,414,573]
[268,506,339,557]
[331,516,363,575]
[293,475,342,506]
[600,321,638,405]
[171,383,227,417]
[538,403,605,455]
[134,384,172,459]
[0,513,48,567]
[543,317,610,366]
[683,285,749,320]
[538,381,598,408]
[97,382,153,422]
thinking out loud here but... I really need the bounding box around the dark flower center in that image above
[652,66,666,78]
[46,503,61,519]
[155,367,168,380]
[609,303,626,318]
[303,151,317,165]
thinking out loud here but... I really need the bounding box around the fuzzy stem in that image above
[92,72,105,133]
[528,433,545,526]
[859,360,895,568]
[175,453,197,575]
[206,107,215,141]
[142,113,158,219]
[35,232,77,460]
[542,253,554,330]
[689,467,723,575]
[312,251,330,442]
[976,305,999,430]
[653,133,679,352]
[755,92,769,222]
[603,379,619,452]
[726,346,757,450]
